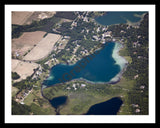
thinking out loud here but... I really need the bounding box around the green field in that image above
[42,77,135,115]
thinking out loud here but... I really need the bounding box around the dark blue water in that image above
[85,97,123,115]
[43,42,120,86]
[95,11,146,26]
[49,96,67,109]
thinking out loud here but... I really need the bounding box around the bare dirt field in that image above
[12,31,46,57]
[23,33,61,62]
[12,11,34,25]
[12,59,39,82]
[12,11,56,25]
[25,11,56,25]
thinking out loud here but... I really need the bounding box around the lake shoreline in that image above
[109,42,128,83]
[42,41,128,89]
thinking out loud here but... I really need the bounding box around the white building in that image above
[81,84,86,87]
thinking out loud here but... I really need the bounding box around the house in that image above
[138,56,142,59]
[15,52,20,57]
[20,101,25,104]
[133,41,139,48]
[132,104,139,108]
[134,74,139,79]
[96,27,100,33]
[72,84,76,88]
[112,38,116,42]
[120,30,126,33]
[64,36,70,39]
[81,84,86,87]
[140,85,145,89]
[133,52,137,55]
[102,31,112,37]
[102,27,107,31]
[135,108,140,113]
[71,21,77,27]
[83,17,89,22]
[92,35,99,41]
[66,87,71,90]
[137,35,141,38]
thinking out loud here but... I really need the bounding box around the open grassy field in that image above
[12,86,19,97]
[42,77,134,115]
[12,59,39,82]
[12,31,46,57]
[23,33,61,62]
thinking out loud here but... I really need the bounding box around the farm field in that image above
[12,31,46,58]
[23,33,61,62]
[12,11,34,25]
[12,59,39,82]
[12,11,56,25]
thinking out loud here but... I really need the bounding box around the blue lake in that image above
[43,12,146,87]
[43,42,121,86]
[85,97,123,115]
[95,11,146,26]
[49,96,67,109]
[43,12,145,115]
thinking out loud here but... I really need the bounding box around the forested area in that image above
[108,13,149,114]
[54,12,77,20]
[55,18,101,62]
[12,72,20,80]
[13,76,35,91]
[12,100,31,115]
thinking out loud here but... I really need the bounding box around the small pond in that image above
[85,97,123,115]
[49,96,67,109]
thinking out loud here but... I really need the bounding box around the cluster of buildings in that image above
[133,41,141,48]
[16,88,33,104]
[32,65,43,80]
[131,104,141,113]
[44,58,59,67]
[66,83,86,91]
[71,11,89,29]
[92,30,112,44]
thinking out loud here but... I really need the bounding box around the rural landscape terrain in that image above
[11,11,148,115]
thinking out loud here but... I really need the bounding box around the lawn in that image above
[12,86,19,97]
[23,92,35,105]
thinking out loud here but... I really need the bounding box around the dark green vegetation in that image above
[12,16,61,38]
[54,12,77,20]
[55,19,102,62]
[12,99,56,115]
[12,99,31,115]
[108,13,148,114]
[13,76,33,90]
[12,72,20,80]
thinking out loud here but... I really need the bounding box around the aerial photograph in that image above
[11,10,149,116]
